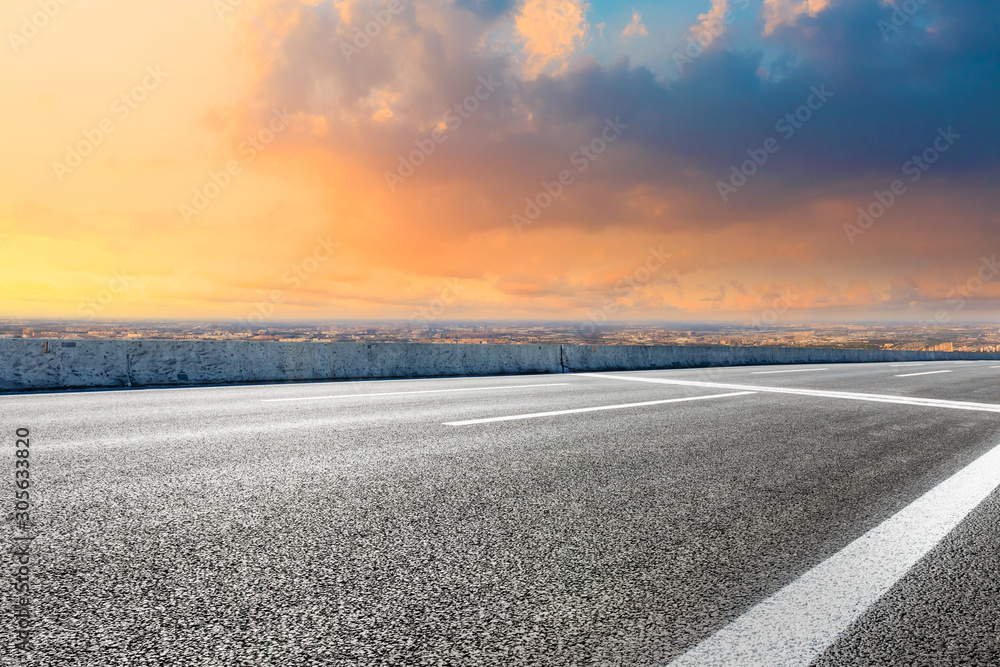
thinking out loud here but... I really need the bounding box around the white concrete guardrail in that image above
[1,339,997,392]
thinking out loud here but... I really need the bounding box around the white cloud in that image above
[621,8,648,40]
[515,0,591,76]
[761,0,832,35]
[688,0,731,48]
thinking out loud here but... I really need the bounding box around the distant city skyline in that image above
[5,319,999,354]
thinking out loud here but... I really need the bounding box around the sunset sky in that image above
[2,0,998,323]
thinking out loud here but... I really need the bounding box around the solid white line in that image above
[751,368,829,375]
[577,373,1000,413]
[669,439,1000,667]
[262,383,570,402]
[443,391,755,426]
[895,370,953,378]
[0,373,563,399]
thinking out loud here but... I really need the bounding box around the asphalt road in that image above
[2,361,1000,665]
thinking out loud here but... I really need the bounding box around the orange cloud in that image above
[2,0,996,325]
[515,0,590,76]
[761,0,832,35]
[687,0,731,48]
[621,9,648,40]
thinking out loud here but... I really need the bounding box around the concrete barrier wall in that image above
[559,344,1000,372]
[0,340,562,391]
[0,339,130,391]
[1,339,998,392]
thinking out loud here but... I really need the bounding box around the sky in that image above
[1,0,998,325]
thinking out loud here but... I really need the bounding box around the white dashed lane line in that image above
[262,383,570,402]
[444,391,755,426]
[895,370,953,378]
[750,368,829,375]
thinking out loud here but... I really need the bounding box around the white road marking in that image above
[888,363,926,367]
[443,391,755,426]
[263,383,570,402]
[0,373,562,399]
[895,370,953,378]
[669,439,1000,667]
[578,373,1000,414]
[750,368,829,375]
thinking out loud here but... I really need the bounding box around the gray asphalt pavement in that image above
[2,361,999,665]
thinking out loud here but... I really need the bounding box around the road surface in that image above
[3,361,999,665]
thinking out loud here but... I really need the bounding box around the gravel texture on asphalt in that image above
[813,487,1000,667]
[1,362,999,665]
